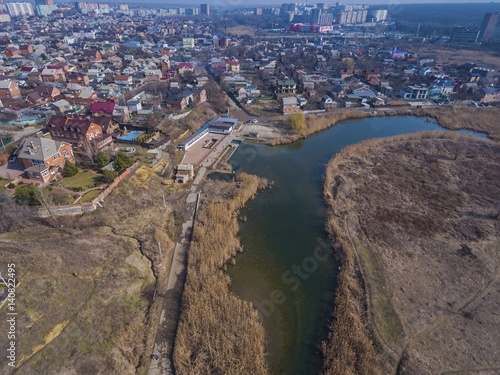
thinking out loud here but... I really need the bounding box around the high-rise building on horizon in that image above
[369,9,388,23]
[6,2,34,17]
[450,27,480,44]
[200,3,210,16]
[479,12,500,42]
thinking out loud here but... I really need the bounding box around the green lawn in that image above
[49,190,76,205]
[58,172,100,190]
[79,189,102,203]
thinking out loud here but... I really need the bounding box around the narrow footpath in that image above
[147,167,206,375]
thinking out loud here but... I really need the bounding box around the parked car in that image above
[250,119,258,123]
[8,156,17,163]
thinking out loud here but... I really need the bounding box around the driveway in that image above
[0,158,24,180]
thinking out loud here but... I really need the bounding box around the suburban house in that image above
[4,46,20,58]
[17,137,74,183]
[145,69,162,82]
[166,89,193,110]
[210,58,227,74]
[178,62,194,75]
[477,88,500,103]
[83,49,102,63]
[281,97,300,114]
[192,88,207,104]
[40,68,66,83]
[0,79,21,99]
[277,80,297,95]
[114,75,132,86]
[19,44,33,55]
[90,101,116,117]
[401,85,429,100]
[67,72,90,86]
[47,115,113,149]
[196,76,209,87]
[113,105,130,122]
[321,95,338,109]
[49,99,73,114]
[431,81,455,96]
[226,59,240,72]
[75,87,98,103]
[26,85,62,104]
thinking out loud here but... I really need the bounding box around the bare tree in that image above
[0,191,34,233]
[79,139,100,166]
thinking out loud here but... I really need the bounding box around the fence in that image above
[37,162,140,217]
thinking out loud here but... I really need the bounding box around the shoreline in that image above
[262,106,500,146]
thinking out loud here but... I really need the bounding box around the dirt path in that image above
[147,167,206,375]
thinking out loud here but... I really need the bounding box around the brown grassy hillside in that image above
[0,166,174,375]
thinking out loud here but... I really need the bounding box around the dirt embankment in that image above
[0,166,175,375]
[323,132,500,374]
[173,173,269,375]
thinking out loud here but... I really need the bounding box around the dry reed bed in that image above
[268,110,370,146]
[173,173,269,375]
[322,132,500,374]
[268,106,500,146]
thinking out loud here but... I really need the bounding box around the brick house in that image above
[0,79,21,99]
[26,85,62,104]
[19,44,33,55]
[281,97,300,114]
[160,47,171,57]
[67,72,89,86]
[4,47,20,58]
[17,137,74,183]
[41,68,66,83]
[47,115,113,149]
[192,88,207,104]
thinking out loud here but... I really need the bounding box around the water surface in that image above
[228,116,485,374]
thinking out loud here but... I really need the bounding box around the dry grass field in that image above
[173,173,269,375]
[414,106,500,142]
[0,166,175,375]
[323,132,500,374]
[226,25,259,37]
[411,46,500,70]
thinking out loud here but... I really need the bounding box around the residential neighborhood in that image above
[0,2,499,375]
